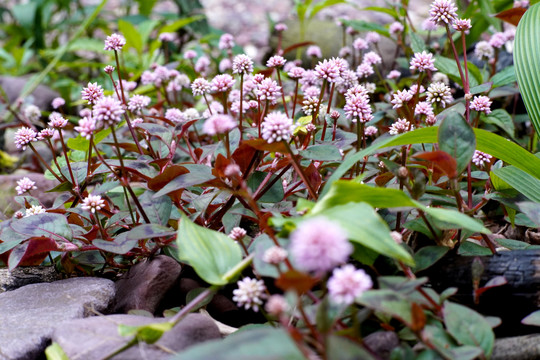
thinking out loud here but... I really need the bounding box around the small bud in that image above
[398,166,409,179]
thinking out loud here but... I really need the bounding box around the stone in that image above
[492,334,540,360]
[363,331,400,360]
[114,255,182,314]
[0,76,59,111]
[51,313,221,360]
[0,277,115,360]
[0,266,61,293]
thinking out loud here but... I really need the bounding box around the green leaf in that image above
[176,213,242,285]
[118,322,173,344]
[315,203,414,265]
[444,302,494,358]
[341,19,390,37]
[45,342,70,360]
[10,213,73,241]
[457,241,493,256]
[327,335,375,360]
[435,57,479,87]
[309,0,346,19]
[517,202,540,226]
[140,191,173,226]
[491,166,540,202]
[247,171,284,203]
[67,127,112,151]
[135,0,158,16]
[514,3,540,134]
[118,19,143,54]
[409,31,426,53]
[481,109,515,139]
[314,182,490,234]
[300,145,342,161]
[438,111,476,175]
[170,327,305,360]
[93,224,175,255]
[159,16,205,34]
[522,310,540,326]
[469,82,492,95]
[322,126,540,197]
[357,290,413,326]
[491,66,516,88]
[413,246,449,272]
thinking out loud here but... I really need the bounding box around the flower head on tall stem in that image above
[165,108,185,123]
[81,82,104,104]
[391,90,413,109]
[290,217,352,273]
[211,74,235,93]
[81,194,106,213]
[74,117,96,140]
[232,54,254,75]
[344,92,373,123]
[127,95,151,114]
[218,33,235,50]
[14,127,37,150]
[203,114,237,136]
[409,51,438,72]
[255,78,282,104]
[390,21,404,34]
[389,118,414,135]
[363,51,382,66]
[24,105,41,122]
[314,59,341,83]
[426,82,453,107]
[266,55,287,68]
[328,264,373,305]
[93,96,125,127]
[470,95,492,114]
[261,112,294,143]
[191,78,211,96]
[429,0,458,25]
[306,45,322,58]
[16,177,37,195]
[104,33,126,51]
[472,150,493,167]
[452,18,471,31]
[48,113,68,128]
[51,97,65,109]
[232,277,267,312]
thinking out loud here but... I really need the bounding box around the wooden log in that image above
[419,249,540,336]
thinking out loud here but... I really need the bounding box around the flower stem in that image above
[284,142,318,200]
[276,69,289,118]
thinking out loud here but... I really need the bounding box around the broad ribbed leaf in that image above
[322,127,540,196]
[438,112,476,175]
[492,166,540,202]
[514,3,540,134]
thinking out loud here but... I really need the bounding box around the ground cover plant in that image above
[2,0,540,358]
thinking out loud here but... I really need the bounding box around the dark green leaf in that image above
[247,171,284,203]
[413,246,449,272]
[409,31,426,53]
[300,145,342,161]
[176,213,242,285]
[438,111,476,175]
[469,82,492,95]
[10,213,73,241]
[491,66,516,88]
[357,290,413,326]
[94,224,175,254]
[517,202,540,226]
[458,241,493,256]
[169,327,305,360]
[140,191,173,226]
[481,109,515,139]
[444,302,494,357]
[327,335,375,360]
[118,20,143,54]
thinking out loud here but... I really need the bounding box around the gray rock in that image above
[0,277,115,360]
[492,334,540,360]
[0,266,61,293]
[0,76,59,111]
[363,331,400,360]
[51,313,221,360]
[114,255,182,315]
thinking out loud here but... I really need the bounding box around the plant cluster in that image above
[2,0,540,358]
